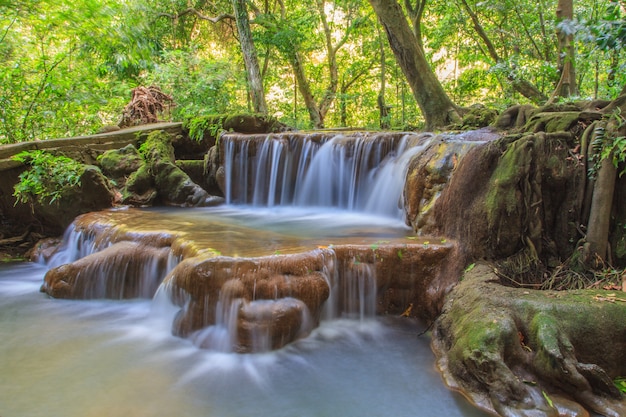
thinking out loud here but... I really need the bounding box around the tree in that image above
[0,0,151,143]
[232,0,268,114]
[255,0,368,128]
[457,0,548,104]
[368,0,461,130]
[549,0,579,102]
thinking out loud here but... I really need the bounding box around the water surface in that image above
[0,262,489,417]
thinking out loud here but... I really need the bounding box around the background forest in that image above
[1,0,624,144]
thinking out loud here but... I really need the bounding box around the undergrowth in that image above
[12,150,84,206]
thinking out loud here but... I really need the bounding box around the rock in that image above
[31,165,116,235]
[98,144,143,183]
[460,104,499,129]
[433,131,583,264]
[165,249,333,352]
[432,263,626,417]
[404,134,486,234]
[42,241,171,299]
[140,130,216,206]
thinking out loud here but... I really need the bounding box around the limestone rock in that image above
[165,249,333,352]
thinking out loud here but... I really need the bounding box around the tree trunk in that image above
[232,0,268,115]
[368,0,460,130]
[549,0,578,102]
[583,148,616,268]
[459,0,547,104]
[290,51,324,128]
[315,0,339,122]
[377,23,390,129]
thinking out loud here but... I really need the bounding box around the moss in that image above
[524,112,581,133]
[139,130,175,162]
[433,264,626,416]
[460,105,499,129]
[183,115,227,142]
[485,137,532,228]
[98,144,142,178]
[124,163,153,194]
[183,113,288,142]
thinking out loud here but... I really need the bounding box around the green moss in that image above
[485,137,532,228]
[124,163,152,194]
[460,105,499,129]
[139,130,175,163]
[544,112,580,133]
[98,144,142,177]
[183,113,287,142]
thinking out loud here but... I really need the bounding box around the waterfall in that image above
[222,132,429,220]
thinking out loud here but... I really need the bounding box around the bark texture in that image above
[368,0,460,130]
[232,0,268,114]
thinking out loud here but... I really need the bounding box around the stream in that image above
[0,206,491,417]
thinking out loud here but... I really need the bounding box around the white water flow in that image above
[0,262,491,417]
[0,130,495,415]
[223,132,428,220]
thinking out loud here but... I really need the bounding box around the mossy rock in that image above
[432,263,626,417]
[460,105,499,129]
[32,165,116,234]
[183,113,289,144]
[221,113,288,133]
[122,163,156,206]
[136,130,217,206]
[98,144,143,182]
[434,132,582,263]
[524,111,582,133]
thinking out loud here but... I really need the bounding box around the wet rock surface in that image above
[39,208,459,352]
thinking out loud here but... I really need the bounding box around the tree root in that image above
[432,263,626,417]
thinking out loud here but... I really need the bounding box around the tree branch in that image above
[156,8,234,24]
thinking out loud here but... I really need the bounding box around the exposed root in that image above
[119,86,174,128]
[433,263,626,417]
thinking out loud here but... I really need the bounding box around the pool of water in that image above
[0,261,490,417]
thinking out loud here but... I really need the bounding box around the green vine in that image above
[589,109,626,178]
[12,150,84,206]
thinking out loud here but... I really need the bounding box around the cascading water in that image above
[0,128,497,417]
[222,132,431,220]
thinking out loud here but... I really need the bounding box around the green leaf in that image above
[542,391,554,408]
[614,377,626,394]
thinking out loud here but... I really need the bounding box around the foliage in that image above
[12,150,84,205]
[183,115,228,142]
[140,48,247,119]
[615,377,626,394]
[1,0,625,141]
[0,0,153,143]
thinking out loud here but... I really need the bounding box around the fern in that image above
[12,150,84,205]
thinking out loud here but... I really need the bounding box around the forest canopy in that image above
[1,0,624,143]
